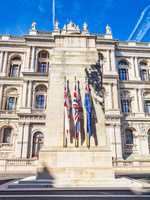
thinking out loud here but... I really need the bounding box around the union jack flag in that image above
[72,83,80,142]
[64,81,71,140]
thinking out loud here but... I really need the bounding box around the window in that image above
[9,64,19,77]
[34,85,47,110]
[32,132,44,158]
[121,99,130,113]
[6,97,16,111]
[140,69,148,81]
[37,51,49,73]
[35,95,45,109]
[37,62,48,73]
[119,68,128,80]
[125,130,133,145]
[39,51,49,59]
[1,127,12,144]
[9,56,21,77]
[145,101,150,114]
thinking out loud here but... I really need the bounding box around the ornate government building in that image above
[0,21,150,177]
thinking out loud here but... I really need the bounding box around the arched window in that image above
[34,85,47,109]
[4,88,18,112]
[124,128,134,159]
[32,132,44,158]
[139,60,149,81]
[0,127,12,144]
[121,91,131,113]
[37,50,49,73]
[118,60,129,81]
[125,129,134,145]
[9,56,21,77]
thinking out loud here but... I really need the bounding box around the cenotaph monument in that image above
[39,22,114,187]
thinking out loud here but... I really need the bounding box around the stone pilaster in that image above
[2,52,8,75]
[114,125,123,159]
[137,89,143,113]
[0,51,4,72]
[110,49,116,72]
[0,85,3,109]
[112,83,119,110]
[27,81,32,108]
[30,47,35,72]
[107,50,111,71]
[16,123,30,158]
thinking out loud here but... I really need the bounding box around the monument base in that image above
[38,147,114,187]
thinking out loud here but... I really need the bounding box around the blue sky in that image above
[0,0,150,41]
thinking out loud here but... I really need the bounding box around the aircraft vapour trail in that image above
[52,0,55,27]
[128,5,150,41]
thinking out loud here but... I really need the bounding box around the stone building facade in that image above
[0,21,150,170]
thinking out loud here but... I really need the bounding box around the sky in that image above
[0,0,150,42]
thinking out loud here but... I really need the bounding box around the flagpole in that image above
[63,76,67,147]
[74,76,78,147]
[52,0,55,28]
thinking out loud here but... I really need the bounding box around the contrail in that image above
[52,0,55,27]
[128,5,150,41]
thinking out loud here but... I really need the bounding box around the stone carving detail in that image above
[54,20,60,32]
[62,21,80,34]
[31,22,37,31]
[82,22,89,34]
[106,24,112,35]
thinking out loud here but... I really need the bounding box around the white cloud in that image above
[128,5,150,41]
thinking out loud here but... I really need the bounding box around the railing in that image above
[0,158,38,176]
[113,159,150,168]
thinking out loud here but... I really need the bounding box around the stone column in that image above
[0,52,4,72]
[110,49,116,72]
[113,125,123,160]
[21,123,30,158]
[15,123,24,158]
[30,47,35,72]
[112,83,119,110]
[16,123,30,158]
[137,89,143,113]
[135,89,140,112]
[27,81,32,108]
[107,50,111,72]
[134,57,139,80]
[2,52,8,75]
[110,84,114,109]
[21,81,28,108]
[130,57,135,80]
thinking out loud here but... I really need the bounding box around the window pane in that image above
[3,128,11,143]
[38,63,47,73]
[145,101,150,114]
[119,69,128,80]
[36,95,45,109]
[10,65,19,77]
[125,130,133,145]
[121,99,130,113]
[7,97,15,110]
[141,69,148,81]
